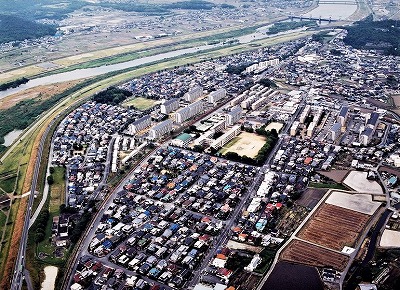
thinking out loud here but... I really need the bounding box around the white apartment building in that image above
[290,121,300,136]
[299,105,311,123]
[160,98,180,114]
[225,106,242,126]
[174,100,204,124]
[148,119,173,140]
[207,88,227,104]
[183,86,203,102]
[128,115,151,134]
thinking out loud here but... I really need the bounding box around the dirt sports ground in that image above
[297,203,370,251]
[220,132,266,158]
[281,240,349,271]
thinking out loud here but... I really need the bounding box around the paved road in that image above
[29,138,55,229]
[10,118,57,290]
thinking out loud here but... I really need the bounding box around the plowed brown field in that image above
[298,203,370,251]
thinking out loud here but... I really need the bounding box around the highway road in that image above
[10,117,58,290]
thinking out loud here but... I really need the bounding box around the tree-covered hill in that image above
[0,14,57,43]
[344,16,400,56]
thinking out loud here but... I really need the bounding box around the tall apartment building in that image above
[183,86,203,102]
[299,105,311,123]
[207,88,227,104]
[174,100,204,124]
[128,115,151,134]
[290,121,300,136]
[337,106,349,126]
[330,123,341,141]
[360,127,374,146]
[160,98,180,114]
[366,112,379,130]
[148,119,173,140]
[225,106,242,126]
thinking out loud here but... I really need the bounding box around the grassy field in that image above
[49,167,65,214]
[0,211,7,232]
[0,174,17,193]
[309,182,348,190]
[37,166,65,261]
[122,97,158,110]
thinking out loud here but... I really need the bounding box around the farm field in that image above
[317,169,350,183]
[297,203,370,251]
[220,132,266,158]
[280,239,349,271]
[296,188,328,209]
[263,261,324,290]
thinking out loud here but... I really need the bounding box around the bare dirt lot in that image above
[343,171,383,194]
[326,191,382,215]
[220,132,266,158]
[280,240,349,271]
[318,170,349,183]
[380,229,400,248]
[297,203,370,251]
[296,188,328,209]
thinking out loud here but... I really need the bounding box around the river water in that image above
[0,25,312,100]
[0,43,224,99]
[2,129,23,146]
[302,0,358,20]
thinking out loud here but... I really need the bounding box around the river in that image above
[302,0,358,20]
[0,43,224,100]
[0,25,310,100]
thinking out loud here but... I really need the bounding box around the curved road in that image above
[10,117,58,290]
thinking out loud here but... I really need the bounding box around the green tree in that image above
[47,175,54,185]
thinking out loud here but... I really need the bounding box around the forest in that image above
[0,14,57,43]
[92,87,133,105]
[267,20,317,35]
[344,17,400,56]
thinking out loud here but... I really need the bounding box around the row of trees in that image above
[267,20,317,35]
[0,77,29,91]
[33,210,49,243]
